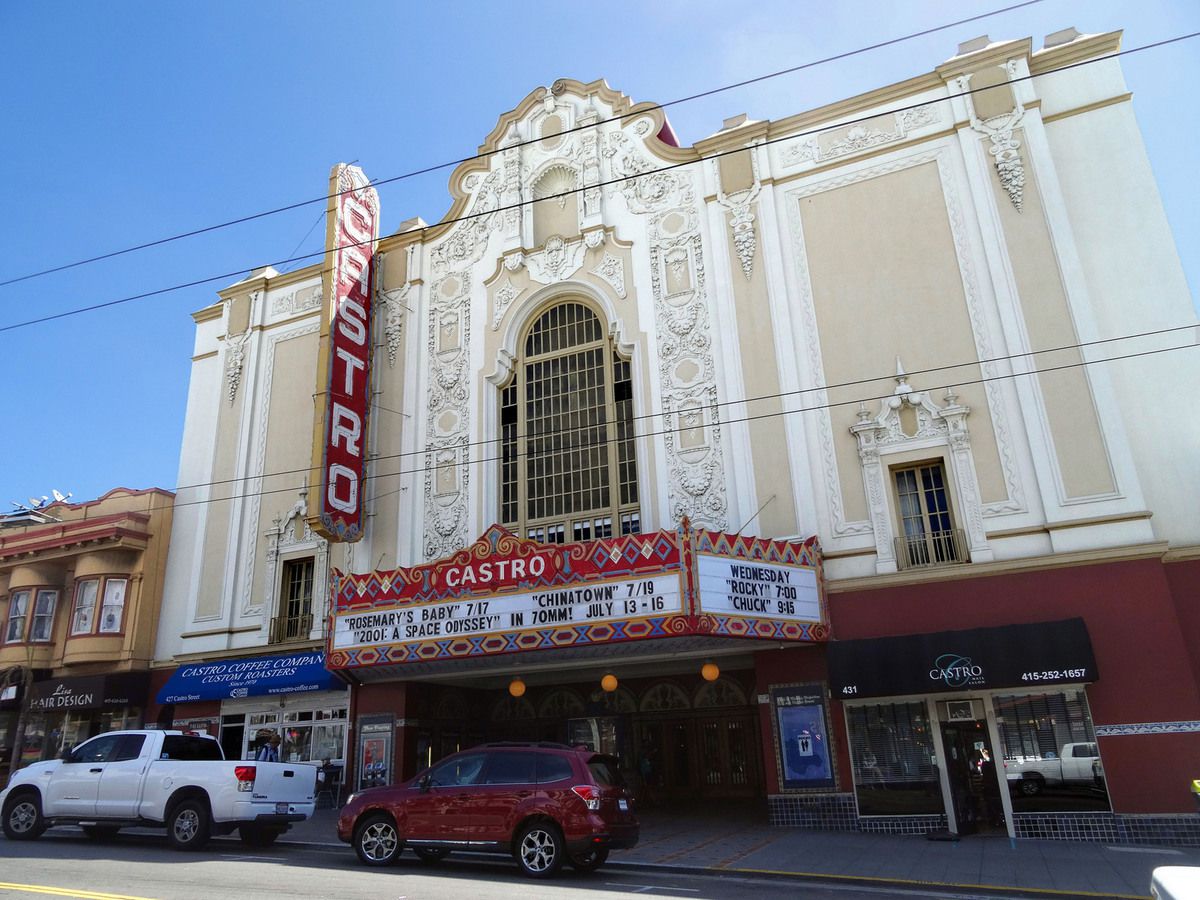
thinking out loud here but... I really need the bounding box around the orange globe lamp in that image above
[508,677,526,698]
[701,662,720,682]
[601,673,619,693]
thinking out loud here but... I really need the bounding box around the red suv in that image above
[337,742,638,878]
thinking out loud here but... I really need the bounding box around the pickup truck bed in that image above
[1,730,317,850]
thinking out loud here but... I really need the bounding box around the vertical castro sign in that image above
[309,164,379,542]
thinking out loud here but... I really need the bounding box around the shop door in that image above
[697,715,759,798]
[638,714,761,802]
[939,719,1003,835]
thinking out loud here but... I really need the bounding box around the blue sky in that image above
[1,0,1196,507]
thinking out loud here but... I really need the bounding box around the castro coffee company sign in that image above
[308,163,380,543]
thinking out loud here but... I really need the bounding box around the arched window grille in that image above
[500,300,640,543]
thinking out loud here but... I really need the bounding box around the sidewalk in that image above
[283,804,1200,899]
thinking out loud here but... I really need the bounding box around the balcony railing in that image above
[894,528,968,571]
[270,612,313,644]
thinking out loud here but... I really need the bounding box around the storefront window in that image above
[993,690,1109,813]
[847,702,942,816]
[229,706,347,762]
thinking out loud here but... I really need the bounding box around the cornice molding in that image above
[167,637,322,664]
[1040,92,1132,125]
[766,72,943,142]
[1030,30,1123,74]
[934,37,1033,81]
[826,541,1171,593]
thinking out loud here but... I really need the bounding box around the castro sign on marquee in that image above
[308,163,379,543]
[327,522,826,669]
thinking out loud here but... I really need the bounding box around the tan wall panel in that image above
[727,209,798,537]
[72,550,137,579]
[533,192,579,245]
[196,368,245,620]
[970,65,1017,121]
[800,162,1008,519]
[255,332,320,603]
[718,150,755,194]
[991,132,1115,498]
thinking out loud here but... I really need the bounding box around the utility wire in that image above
[0,0,1046,288]
[172,322,1200,497]
[137,334,1200,516]
[4,30,1196,336]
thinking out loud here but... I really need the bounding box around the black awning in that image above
[827,618,1097,699]
[27,671,149,712]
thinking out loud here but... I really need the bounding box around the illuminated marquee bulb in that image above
[701,662,720,682]
[600,673,618,693]
[508,678,526,698]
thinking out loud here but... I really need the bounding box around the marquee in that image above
[327,522,825,669]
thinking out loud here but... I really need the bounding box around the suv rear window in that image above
[587,756,624,787]
[161,735,223,761]
[535,754,573,784]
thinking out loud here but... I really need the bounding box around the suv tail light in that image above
[572,785,600,811]
[234,765,256,792]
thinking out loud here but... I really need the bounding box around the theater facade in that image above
[153,28,1200,844]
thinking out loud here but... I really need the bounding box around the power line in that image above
[151,330,1199,516]
[4,30,1196,336]
[172,322,1199,497]
[0,0,1046,289]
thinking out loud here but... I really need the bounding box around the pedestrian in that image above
[257,733,281,762]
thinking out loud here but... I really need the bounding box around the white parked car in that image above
[1151,866,1200,900]
[0,730,316,849]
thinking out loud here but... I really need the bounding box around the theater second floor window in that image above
[500,300,640,543]
[892,462,967,569]
[271,557,314,643]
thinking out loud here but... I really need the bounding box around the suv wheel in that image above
[515,821,564,878]
[354,813,402,866]
[568,847,609,873]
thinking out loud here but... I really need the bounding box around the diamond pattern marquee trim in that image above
[326,522,824,668]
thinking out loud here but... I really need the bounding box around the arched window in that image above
[500,300,640,543]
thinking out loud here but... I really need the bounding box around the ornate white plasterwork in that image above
[607,126,729,529]
[224,329,250,406]
[784,147,1024,540]
[590,250,627,298]
[957,68,1026,212]
[377,283,410,369]
[851,366,992,571]
[238,320,321,616]
[270,285,322,317]
[492,278,521,329]
[262,483,329,636]
[422,269,472,560]
[526,234,586,284]
[714,150,763,280]
[782,104,940,168]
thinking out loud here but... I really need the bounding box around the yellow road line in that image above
[0,883,160,900]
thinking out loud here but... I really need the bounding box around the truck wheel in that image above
[354,813,402,866]
[238,825,281,847]
[2,791,46,841]
[167,799,211,851]
[1018,778,1042,797]
[82,825,121,840]
[515,821,564,878]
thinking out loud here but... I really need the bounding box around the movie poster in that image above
[772,683,835,790]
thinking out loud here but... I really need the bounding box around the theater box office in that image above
[151,651,347,764]
[328,523,827,799]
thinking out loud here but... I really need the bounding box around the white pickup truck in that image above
[0,729,316,849]
[1005,741,1100,796]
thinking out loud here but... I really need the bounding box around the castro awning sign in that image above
[328,523,826,669]
[826,618,1098,699]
